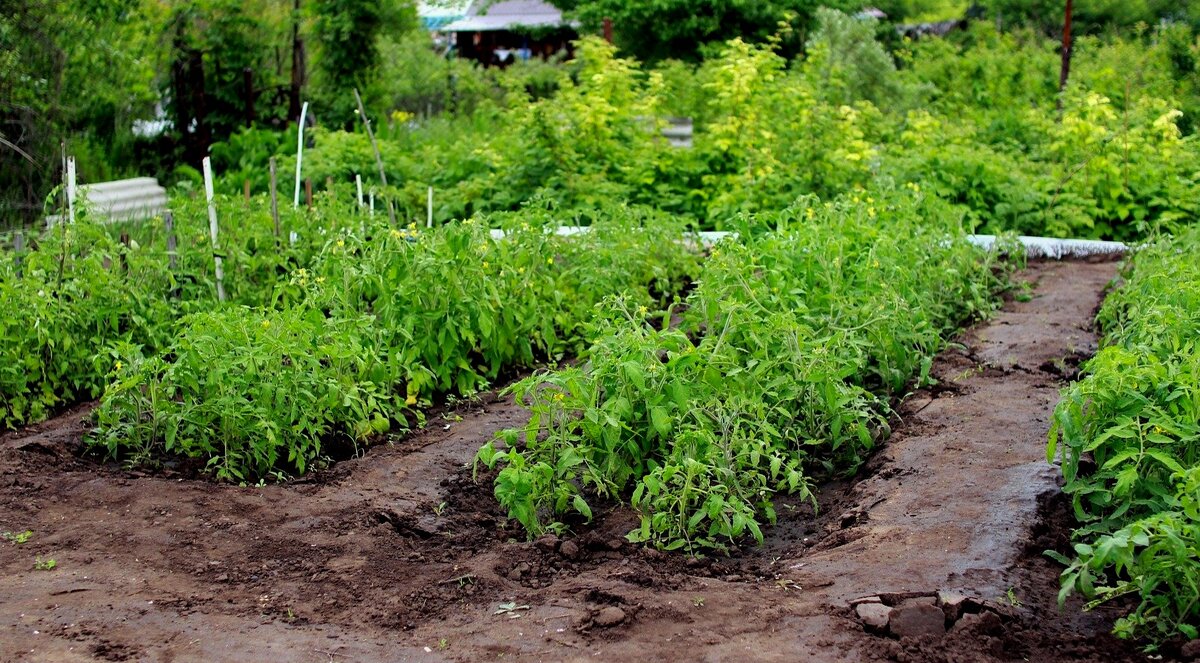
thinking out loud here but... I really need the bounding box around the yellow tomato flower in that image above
[405,393,418,406]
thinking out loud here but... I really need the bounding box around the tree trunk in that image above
[1057,0,1074,117]
[288,0,306,122]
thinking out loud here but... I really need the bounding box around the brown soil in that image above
[0,260,1157,662]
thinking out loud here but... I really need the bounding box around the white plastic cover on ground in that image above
[487,227,1129,259]
[964,234,1127,259]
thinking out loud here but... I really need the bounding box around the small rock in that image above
[507,562,530,580]
[888,598,946,639]
[855,602,892,630]
[937,590,969,621]
[559,540,581,560]
[952,610,1004,636]
[1181,639,1200,660]
[215,574,229,582]
[594,606,626,627]
[607,538,626,551]
[534,534,560,552]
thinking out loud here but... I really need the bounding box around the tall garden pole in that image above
[66,157,77,224]
[353,88,397,226]
[293,101,308,208]
[202,157,227,302]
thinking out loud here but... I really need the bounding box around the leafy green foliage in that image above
[479,188,1009,550]
[1049,227,1200,643]
[310,0,417,126]
[88,203,699,481]
[93,307,395,481]
[549,0,860,62]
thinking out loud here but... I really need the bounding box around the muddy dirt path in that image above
[0,260,1147,663]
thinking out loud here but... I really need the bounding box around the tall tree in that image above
[0,0,156,226]
[549,0,864,62]
[309,0,416,127]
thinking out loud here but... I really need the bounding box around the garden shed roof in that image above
[442,0,572,32]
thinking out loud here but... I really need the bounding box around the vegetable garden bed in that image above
[0,255,1167,663]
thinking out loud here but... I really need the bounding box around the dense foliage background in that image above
[3,0,1199,236]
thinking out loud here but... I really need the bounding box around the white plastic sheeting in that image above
[486,227,1129,258]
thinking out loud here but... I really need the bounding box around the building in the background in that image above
[441,0,578,67]
[418,0,473,31]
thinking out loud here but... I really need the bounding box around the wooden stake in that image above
[244,179,251,203]
[165,211,178,272]
[269,157,281,239]
[119,232,130,273]
[66,157,77,224]
[13,230,23,278]
[352,88,397,226]
[305,178,313,209]
[202,157,227,302]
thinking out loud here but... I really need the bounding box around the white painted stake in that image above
[369,191,375,216]
[66,157,77,224]
[355,174,364,208]
[293,101,308,209]
[202,157,227,302]
[427,186,433,228]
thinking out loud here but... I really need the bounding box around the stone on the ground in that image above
[888,598,946,639]
[559,540,581,560]
[594,606,627,627]
[855,602,892,630]
[937,590,969,621]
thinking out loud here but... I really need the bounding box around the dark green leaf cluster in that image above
[479,187,1010,550]
[1049,226,1200,644]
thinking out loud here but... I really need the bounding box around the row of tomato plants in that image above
[1048,226,1200,647]
[476,188,1014,551]
[0,194,342,429]
[89,204,698,481]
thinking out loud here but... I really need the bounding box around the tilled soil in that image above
[0,259,1154,662]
